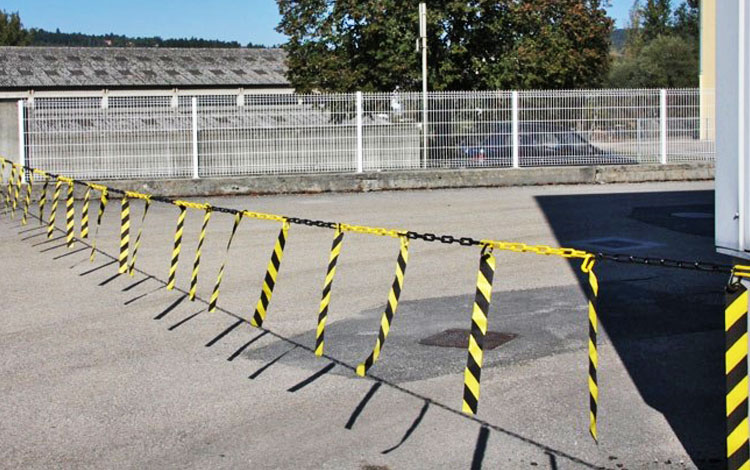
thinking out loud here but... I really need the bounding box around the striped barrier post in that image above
[47,180,61,239]
[38,175,49,225]
[356,235,410,377]
[128,198,151,276]
[167,206,187,290]
[462,246,496,416]
[89,187,108,262]
[250,220,290,328]
[726,280,750,470]
[80,186,91,239]
[316,226,345,357]
[65,181,75,248]
[8,164,16,218]
[21,170,32,226]
[582,255,600,441]
[118,195,130,274]
[208,212,242,313]
[189,207,212,300]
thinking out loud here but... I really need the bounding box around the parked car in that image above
[441,122,635,168]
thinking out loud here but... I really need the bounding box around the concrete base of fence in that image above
[31,162,714,199]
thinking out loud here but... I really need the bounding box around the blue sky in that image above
[5,0,636,47]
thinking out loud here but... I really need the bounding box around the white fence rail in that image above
[20,88,715,180]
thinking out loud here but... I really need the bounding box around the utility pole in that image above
[419,2,428,168]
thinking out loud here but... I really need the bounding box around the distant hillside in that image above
[611,28,627,51]
[28,28,266,48]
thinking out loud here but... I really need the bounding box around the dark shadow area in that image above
[18,225,45,235]
[249,346,297,380]
[287,362,336,392]
[470,426,490,470]
[21,231,47,241]
[536,190,728,463]
[345,382,382,430]
[39,242,69,253]
[98,273,121,287]
[168,310,203,331]
[205,320,244,348]
[154,294,188,320]
[53,247,88,260]
[79,260,117,277]
[382,400,430,454]
[125,286,163,305]
[32,235,65,247]
[227,331,269,362]
[122,276,154,292]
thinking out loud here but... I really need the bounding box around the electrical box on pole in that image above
[716,0,750,259]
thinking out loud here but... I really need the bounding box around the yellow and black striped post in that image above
[14,166,22,214]
[315,226,345,357]
[167,206,187,290]
[65,181,75,249]
[250,220,290,328]
[461,246,497,416]
[188,207,212,300]
[726,280,750,470]
[0,160,6,209]
[208,212,242,313]
[8,164,16,218]
[581,255,600,441]
[118,195,130,274]
[80,186,91,239]
[21,170,32,226]
[128,198,151,276]
[38,175,49,225]
[89,187,108,262]
[47,180,61,239]
[356,235,410,377]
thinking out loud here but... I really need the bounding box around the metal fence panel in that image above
[21,88,715,181]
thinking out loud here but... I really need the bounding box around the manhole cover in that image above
[419,329,517,350]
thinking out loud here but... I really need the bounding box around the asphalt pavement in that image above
[0,180,730,469]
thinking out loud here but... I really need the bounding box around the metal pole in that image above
[356,91,364,173]
[420,2,428,169]
[660,89,668,165]
[192,97,199,180]
[511,91,520,168]
[17,100,25,182]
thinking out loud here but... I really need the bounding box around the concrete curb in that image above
[25,162,715,199]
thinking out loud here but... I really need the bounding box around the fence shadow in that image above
[536,189,729,464]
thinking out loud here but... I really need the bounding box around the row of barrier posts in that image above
[1,157,749,465]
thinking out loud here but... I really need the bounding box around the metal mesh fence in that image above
[21,88,715,180]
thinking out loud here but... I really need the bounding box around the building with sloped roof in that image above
[0,46,293,165]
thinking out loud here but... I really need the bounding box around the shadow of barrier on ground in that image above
[536,190,733,468]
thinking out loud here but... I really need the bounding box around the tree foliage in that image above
[277,0,613,92]
[608,0,699,88]
[0,9,31,46]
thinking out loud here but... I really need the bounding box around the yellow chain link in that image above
[242,210,286,223]
[480,239,591,260]
[733,265,750,279]
[339,223,405,239]
[125,190,152,201]
[174,200,211,211]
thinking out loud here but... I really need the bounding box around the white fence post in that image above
[17,100,25,181]
[356,92,364,173]
[191,97,199,179]
[512,91,520,168]
[660,89,668,164]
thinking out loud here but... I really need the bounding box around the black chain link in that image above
[22,164,736,276]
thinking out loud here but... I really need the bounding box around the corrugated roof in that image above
[0,47,289,90]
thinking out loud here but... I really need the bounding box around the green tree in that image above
[276,0,613,92]
[641,0,673,41]
[0,9,31,46]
